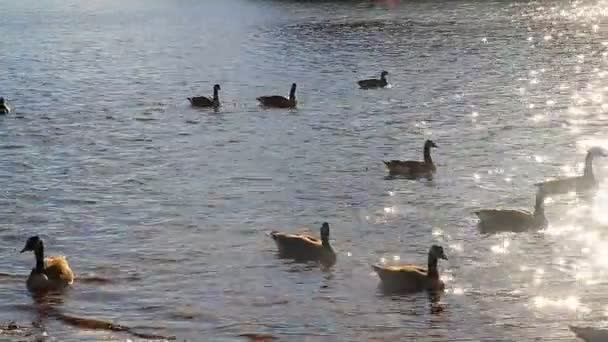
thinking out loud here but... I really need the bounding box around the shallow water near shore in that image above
[2,0,608,340]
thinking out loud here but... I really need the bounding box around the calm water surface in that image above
[2,0,608,340]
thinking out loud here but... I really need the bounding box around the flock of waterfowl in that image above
[184,71,388,109]
[4,69,607,341]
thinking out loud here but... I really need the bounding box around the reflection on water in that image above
[3,0,608,340]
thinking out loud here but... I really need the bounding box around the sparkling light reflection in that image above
[532,296,590,313]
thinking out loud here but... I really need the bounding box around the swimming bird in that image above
[570,325,608,342]
[270,222,336,266]
[257,83,297,108]
[358,71,389,89]
[383,140,438,178]
[0,97,10,114]
[20,236,74,293]
[188,84,221,108]
[475,190,547,233]
[372,245,448,293]
[535,147,608,195]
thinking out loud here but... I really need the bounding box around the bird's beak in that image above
[441,255,448,260]
[20,248,27,253]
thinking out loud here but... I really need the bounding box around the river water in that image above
[1,0,608,340]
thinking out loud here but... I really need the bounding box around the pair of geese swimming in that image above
[271,223,447,293]
[186,71,391,109]
[476,146,607,233]
[188,83,297,109]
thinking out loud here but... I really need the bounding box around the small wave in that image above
[0,272,23,281]
[77,276,115,285]
[0,321,37,339]
[54,311,175,340]
[77,271,142,284]
[229,176,274,182]
[250,299,289,307]
[127,137,153,142]
[57,198,98,205]
[239,333,278,341]
[0,145,26,150]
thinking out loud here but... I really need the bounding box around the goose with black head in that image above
[535,147,607,195]
[384,140,438,178]
[358,71,389,89]
[270,222,336,266]
[257,83,297,109]
[188,84,221,108]
[372,245,448,293]
[475,190,547,234]
[20,236,74,294]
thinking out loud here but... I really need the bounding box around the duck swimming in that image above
[188,84,221,108]
[257,83,297,109]
[270,222,336,266]
[20,236,74,294]
[535,147,607,195]
[475,190,547,233]
[383,140,438,178]
[0,97,10,114]
[358,71,389,89]
[372,245,448,293]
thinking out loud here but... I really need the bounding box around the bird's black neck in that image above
[534,194,545,217]
[427,254,439,278]
[34,242,45,272]
[424,145,433,164]
[584,152,595,179]
[289,89,296,102]
[322,237,330,248]
[213,88,219,103]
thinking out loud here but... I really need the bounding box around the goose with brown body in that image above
[20,236,74,294]
[384,140,438,178]
[188,84,221,108]
[535,147,607,195]
[358,71,389,89]
[475,190,547,233]
[270,222,336,266]
[257,83,297,109]
[372,245,448,293]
